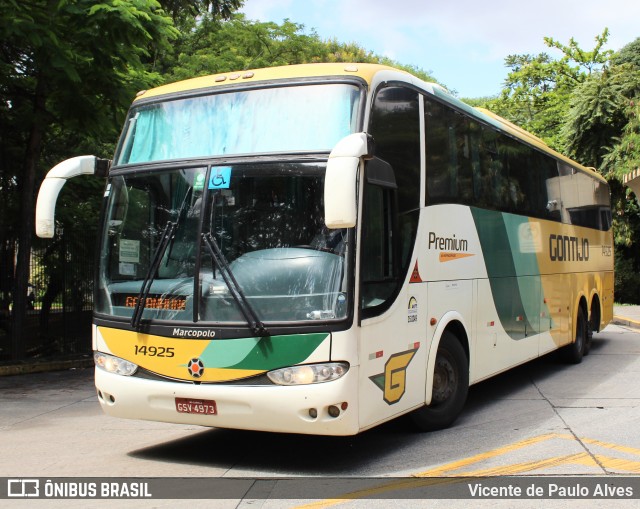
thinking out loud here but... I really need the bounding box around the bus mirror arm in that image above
[324,133,374,229]
[35,155,112,238]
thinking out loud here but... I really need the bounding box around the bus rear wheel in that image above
[410,331,469,432]
[561,306,588,364]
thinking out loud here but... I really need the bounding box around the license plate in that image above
[175,398,217,415]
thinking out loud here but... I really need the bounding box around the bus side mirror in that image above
[35,155,111,238]
[324,133,374,229]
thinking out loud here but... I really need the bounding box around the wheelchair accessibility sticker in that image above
[209,167,232,189]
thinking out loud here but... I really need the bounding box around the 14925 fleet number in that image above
[134,345,175,357]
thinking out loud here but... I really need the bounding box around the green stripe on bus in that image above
[197,333,329,370]
[471,208,542,339]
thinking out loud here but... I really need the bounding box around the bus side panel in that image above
[357,279,429,431]
[536,219,614,345]
[473,278,539,382]
[539,273,573,355]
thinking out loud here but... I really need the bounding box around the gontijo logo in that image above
[549,234,589,262]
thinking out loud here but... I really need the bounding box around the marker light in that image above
[267,362,349,386]
[94,352,138,376]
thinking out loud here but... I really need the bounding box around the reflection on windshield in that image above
[115,84,361,165]
[96,163,350,325]
[97,168,204,323]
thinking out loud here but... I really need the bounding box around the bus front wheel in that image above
[410,331,469,432]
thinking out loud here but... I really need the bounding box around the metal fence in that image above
[0,228,96,362]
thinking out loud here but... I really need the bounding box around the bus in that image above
[36,63,613,435]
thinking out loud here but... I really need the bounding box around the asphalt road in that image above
[2,323,640,508]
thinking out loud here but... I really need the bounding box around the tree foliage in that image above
[483,29,613,150]
[483,32,640,302]
[158,13,438,85]
[0,0,179,357]
[562,64,640,173]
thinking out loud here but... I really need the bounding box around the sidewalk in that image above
[613,305,640,330]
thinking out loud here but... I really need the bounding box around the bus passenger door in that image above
[356,84,425,430]
[357,171,427,429]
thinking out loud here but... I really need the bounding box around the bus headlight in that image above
[94,352,138,376]
[267,362,349,385]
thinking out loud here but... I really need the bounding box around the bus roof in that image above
[134,63,605,184]
[134,63,403,101]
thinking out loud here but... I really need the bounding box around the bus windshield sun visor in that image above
[201,232,270,337]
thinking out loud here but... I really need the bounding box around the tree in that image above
[561,38,640,303]
[482,31,640,303]
[0,0,178,359]
[159,0,243,23]
[483,29,613,150]
[160,13,439,86]
[562,64,640,173]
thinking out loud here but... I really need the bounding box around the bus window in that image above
[362,86,420,317]
[424,100,474,204]
[557,163,612,230]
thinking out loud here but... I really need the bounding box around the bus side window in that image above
[361,182,395,308]
[362,86,420,318]
[557,164,612,230]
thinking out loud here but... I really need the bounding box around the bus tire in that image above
[561,306,587,364]
[583,318,593,356]
[410,331,469,432]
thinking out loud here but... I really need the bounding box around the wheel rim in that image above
[432,351,457,405]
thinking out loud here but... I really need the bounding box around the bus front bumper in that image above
[94,366,360,436]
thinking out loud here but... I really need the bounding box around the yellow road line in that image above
[457,453,598,477]
[581,437,640,457]
[292,433,640,509]
[593,455,640,473]
[294,477,464,509]
[413,433,561,477]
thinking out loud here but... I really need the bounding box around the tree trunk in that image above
[11,75,47,360]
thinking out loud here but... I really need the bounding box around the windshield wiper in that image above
[130,220,177,330]
[201,232,270,337]
[130,186,193,330]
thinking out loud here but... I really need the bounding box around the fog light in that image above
[328,405,340,418]
[309,408,318,419]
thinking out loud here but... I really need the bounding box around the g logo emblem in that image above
[369,348,418,405]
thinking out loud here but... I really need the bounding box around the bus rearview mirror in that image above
[324,133,374,229]
[36,155,110,238]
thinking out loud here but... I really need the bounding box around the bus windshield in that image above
[96,162,350,325]
[115,83,362,165]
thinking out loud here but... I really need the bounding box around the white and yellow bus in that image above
[36,63,613,435]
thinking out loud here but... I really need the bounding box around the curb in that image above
[0,357,93,377]
[612,315,640,330]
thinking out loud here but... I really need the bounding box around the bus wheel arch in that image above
[410,318,469,431]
